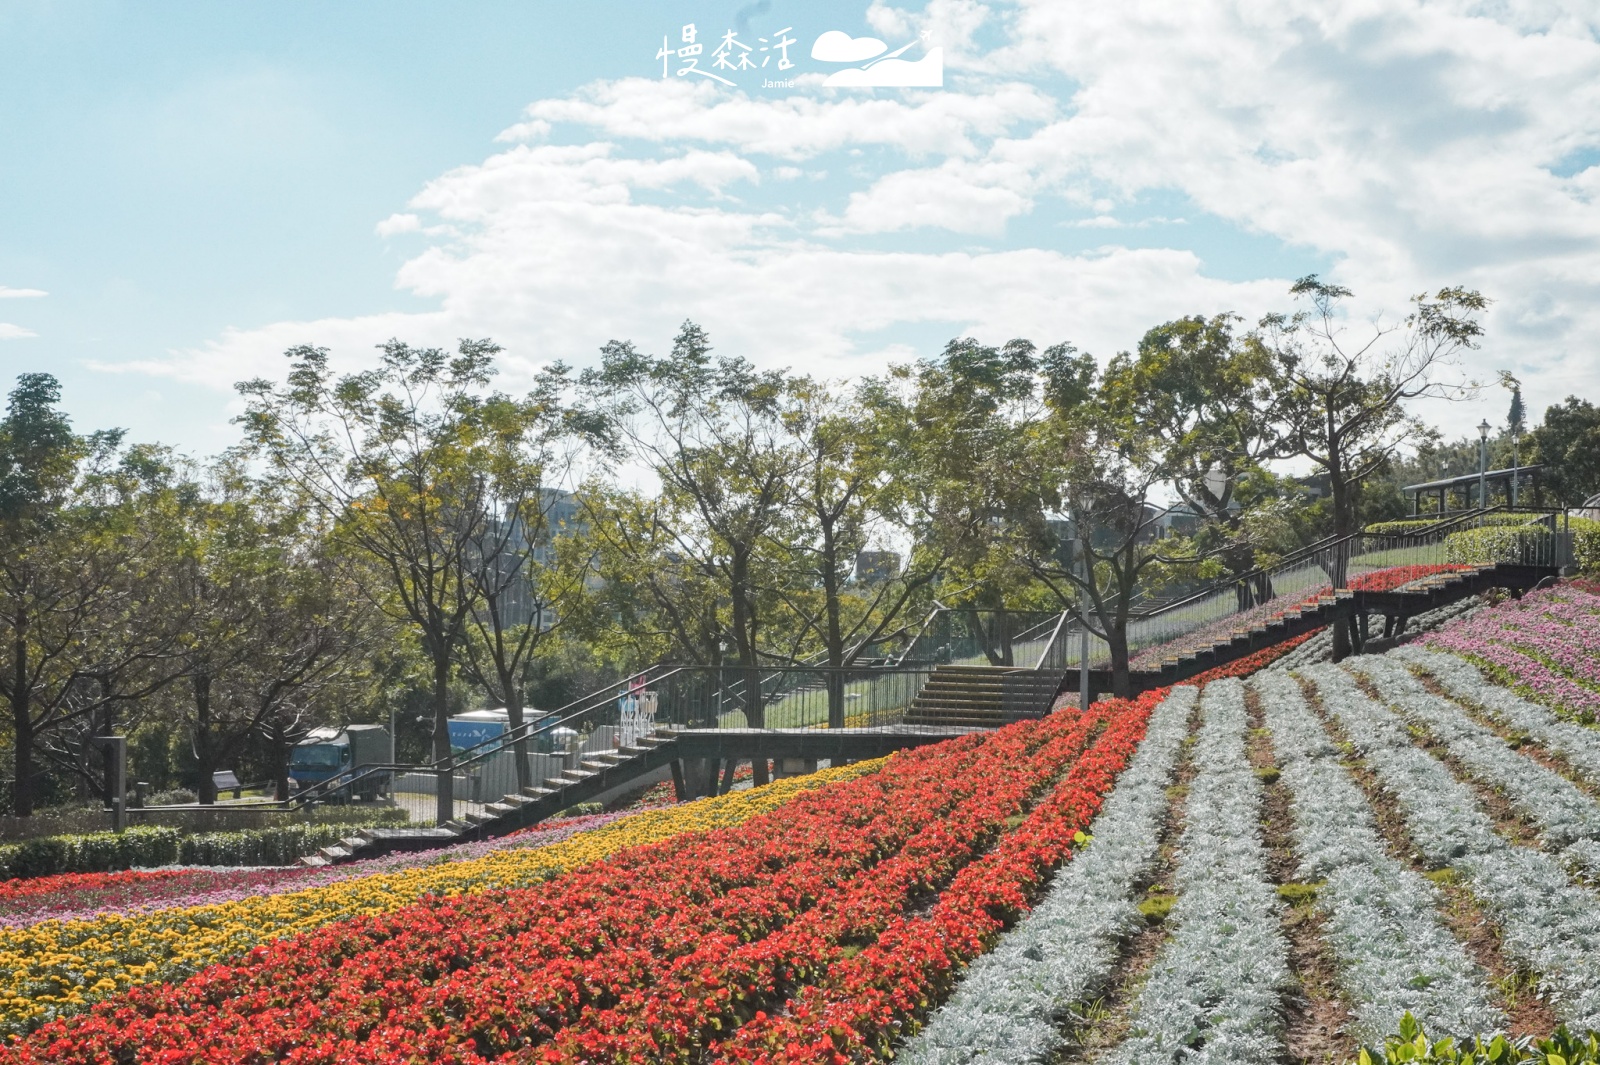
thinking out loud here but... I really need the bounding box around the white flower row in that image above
[1301,663,1600,1031]
[1346,654,1600,880]
[1250,669,1502,1041]
[1107,679,1292,1065]
[897,685,1200,1065]
[1395,645,1600,789]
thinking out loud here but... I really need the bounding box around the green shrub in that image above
[177,823,356,867]
[1571,515,1600,574]
[1443,524,1553,565]
[0,809,409,879]
[0,826,182,879]
[1353,1013,1600,1063]
[1367,515,1543,537]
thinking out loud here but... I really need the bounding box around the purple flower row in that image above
[1421,584,1600,723]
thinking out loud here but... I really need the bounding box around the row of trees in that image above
[6,274,1566,816]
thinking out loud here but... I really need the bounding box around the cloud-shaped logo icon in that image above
[823,47,943,88]
[810,30,888,63]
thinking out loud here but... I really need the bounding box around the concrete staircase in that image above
[1148,589,1355,681]
[901,665,1063,728]
[300,731,680,867]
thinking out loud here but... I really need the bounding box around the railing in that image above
[1121,507,1572,670]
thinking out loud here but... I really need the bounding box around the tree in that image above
[455,381,608,794]
[1102,314,1284,603]
[239,339,520,823]
[1258,276,1487,549]
[173,458,375,804]
[773,378,944,727]
[584,322,803,783]
[859,337,1078,664]
[1257,276,1486,659]
[0,376,188,815]
[1531,396,1600,504]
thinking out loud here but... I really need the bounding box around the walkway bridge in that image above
[294,507,1570,866]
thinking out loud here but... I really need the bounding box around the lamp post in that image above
[1511,425,1520,508]
[1478,419,1491,510]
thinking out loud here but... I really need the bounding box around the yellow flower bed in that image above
[0,759,884,1034]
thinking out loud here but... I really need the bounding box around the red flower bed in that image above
[1347,564,1470,593]
[9,703,1129,1065]
[1188,627,1319,686]
[0,868,195,905]
[709,687,1165,1063]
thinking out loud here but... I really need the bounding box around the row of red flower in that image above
[10,701,1115,1063]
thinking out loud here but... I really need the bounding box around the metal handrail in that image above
[1032,610,1072,672]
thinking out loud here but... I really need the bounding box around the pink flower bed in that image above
[1421,582,1600,724]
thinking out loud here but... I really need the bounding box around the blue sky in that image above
[3,0,1598,459]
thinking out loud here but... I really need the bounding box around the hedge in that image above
[1443,523,1554,565]
[1573,516,1600,574]
[1366,514,1543,537]
[0,813,407,880]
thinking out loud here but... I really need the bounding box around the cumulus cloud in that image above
[0,287,47,299]
[112,0,1600,432]
[0,324,38,340]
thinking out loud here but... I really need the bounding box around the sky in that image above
[2,0,1599,461]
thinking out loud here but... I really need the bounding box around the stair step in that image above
[545,777,574,789]
[522,785,557,798]
[299,854,330,868]
[319,845,352,860]
[340,837,367,851]
[485,802,520,816]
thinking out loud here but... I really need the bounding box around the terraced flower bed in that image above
[1130,564,1470,671]
[5,582,1600,1063]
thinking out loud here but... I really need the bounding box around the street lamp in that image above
[1511,424,1520,508]
[1478,419,1492,510]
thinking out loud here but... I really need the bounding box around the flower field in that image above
[4,583,1600,1062]
[1420,581,1600,723]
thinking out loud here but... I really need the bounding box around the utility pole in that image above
[1078,537,1091,712]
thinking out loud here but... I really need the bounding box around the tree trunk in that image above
[503,670,531,794]
[1328,457,1353,661]
[269,719,291,801]
[9,623,33,816]
[193,672,218,806]
[823,536,846,730]
[432,651,453,824]
[1106,622,1131,699]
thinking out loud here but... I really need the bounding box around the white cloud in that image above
[0,324,38,340]
[0,287,47,299]
[111,0,1600,436]
[375,213,421,236]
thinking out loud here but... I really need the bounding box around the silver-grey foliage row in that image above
[1302,663,1600,1032]
[896,686,1200,1065]
[1395,645,1600,789]
[1346,655,1600,881]
[1106,678,1292,1065]
[1251,669,1503,1041]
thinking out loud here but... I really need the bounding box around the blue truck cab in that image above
[288,724,390,800]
